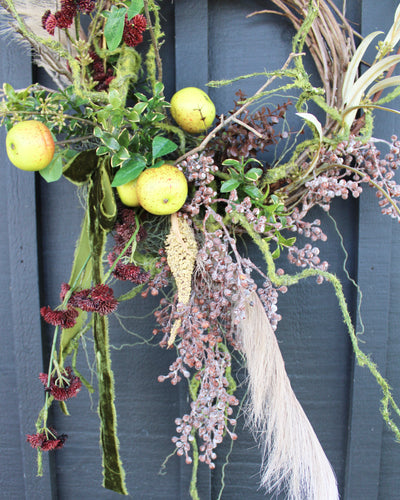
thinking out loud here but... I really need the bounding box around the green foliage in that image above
[220,158,264,201]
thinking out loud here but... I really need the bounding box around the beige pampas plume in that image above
[237,292,339,500]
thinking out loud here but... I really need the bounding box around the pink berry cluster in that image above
[153,155,290,467]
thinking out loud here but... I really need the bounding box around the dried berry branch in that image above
[175,52,302,164]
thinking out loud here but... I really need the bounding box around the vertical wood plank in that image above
[0,40,53,498]
[344,0,400,497]
[174,0,209,91]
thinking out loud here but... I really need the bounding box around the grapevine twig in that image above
[175,52,302,164]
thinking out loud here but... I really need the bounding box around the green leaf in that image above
[111,147,131,168]
[104,6,127,51]
[271,246,281,259]
[154,81,164,96]
[111,159,146,186]
[153,159,166,169]
[134,92,148,102]
[148,112,166,123]
[222,159,241,168]
[96,145,109,156]
[127,109,140,122]
[110,110,125,128]
[101,134,120,151]
[243,184,263,199]
[152,136,178,159]
[127,0,144,18]
[39,154,64,183]
[93,126,103,138]
[3,83,16,99]
[133,101,148,114]
[109,89,123,109]
[220,178,241,193]
[277,233,296,247]
[118,129,130,147]
[244,167,263,182]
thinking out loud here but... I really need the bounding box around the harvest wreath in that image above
[1,0,400,498]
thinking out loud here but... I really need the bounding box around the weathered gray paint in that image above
[0,38,54,499]
[1,1,400,498]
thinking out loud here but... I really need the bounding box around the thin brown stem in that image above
[175,52,301,164]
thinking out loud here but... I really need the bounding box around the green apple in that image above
[136,164,188,215]
[6,120,55,171]
[170,87,216,134]
[117,178,141,207]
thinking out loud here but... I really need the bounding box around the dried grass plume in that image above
[237,292,338,500]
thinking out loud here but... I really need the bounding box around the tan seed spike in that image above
[165,213,198,305]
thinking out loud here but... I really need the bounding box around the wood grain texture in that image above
[344,1,400,498]
[0,38,53,498]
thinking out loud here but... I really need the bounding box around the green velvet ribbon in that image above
[61,151,127,495]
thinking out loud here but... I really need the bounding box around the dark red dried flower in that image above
[110,259,150,283]
[27,429,68,451]
[69,283,118,315]
[88,50,116,91]
[41,10,51,29]
[77,0,96,13]
[122,14,147,48]
[111,206,147,255]
[39,366,82,401]
[88,284,118,315]
[40,304,79,328]
[43,12,57,36]
[131,13,147,32]
[60,282,71,302]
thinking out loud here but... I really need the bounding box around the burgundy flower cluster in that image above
[40,304,79,329]
[39,366,82,401]
[122,14,147,48]
[27,429,68,451]
[107,206,150,284]
[41,282,118,328]
[89,50,116,92]
[42,0,96,36]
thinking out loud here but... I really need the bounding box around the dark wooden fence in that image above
[1,0,400,498]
